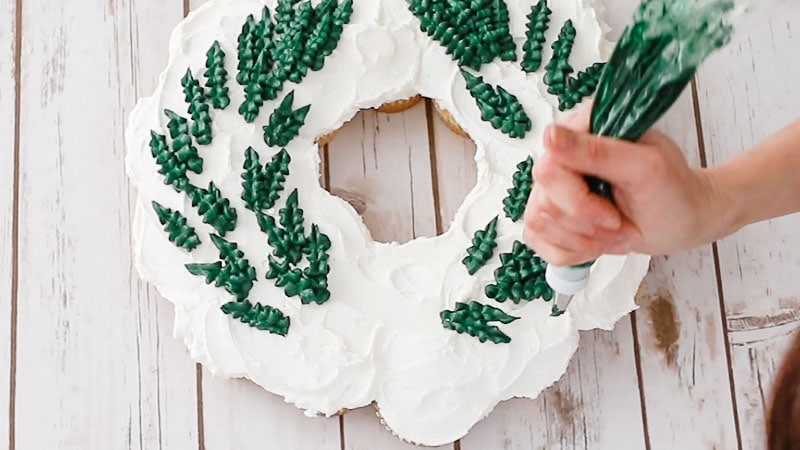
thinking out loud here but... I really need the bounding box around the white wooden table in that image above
[2,0,799,449]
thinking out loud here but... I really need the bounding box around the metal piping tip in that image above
[551,293,574,317]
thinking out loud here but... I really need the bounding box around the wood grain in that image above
[0,0,18,447]
[13,1,198,447]
[461,322,647,450]
[694,7,800,448]
[632,91,739,449]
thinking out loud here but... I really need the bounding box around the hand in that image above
[522,106,726,266]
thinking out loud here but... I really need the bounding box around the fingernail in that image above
[552,125,575,148]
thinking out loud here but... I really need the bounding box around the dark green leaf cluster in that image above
[242,147,291,212]
[462,70,531,139]
[485,241,553,304]
[463,216,499,275]
[408,0,516,70]
[558,62,606,111]
[263,91,311,148]
[205,41,231,110]
[221,300,291,336]
[150,110,204,192]
[503,157,534,222]
[187,182,238,237]
[186,234,257,301]
[181,69,213,145]
[544,20,576,96]
[236,0,353,123]
[521,0,552,73]
[257,189,333,305]
[440,301,519,344]
[152,201,201,251]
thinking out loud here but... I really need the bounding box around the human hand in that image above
[522,105,727,266]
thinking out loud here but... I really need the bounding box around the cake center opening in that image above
[319,97,477,244]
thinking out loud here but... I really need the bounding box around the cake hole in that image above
[320,98,477,244]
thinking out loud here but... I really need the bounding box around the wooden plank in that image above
[694,7,800,449]
[633,90,738,449]
[0,0,18,447]
[326,103,445,449]
[13,1,199,448]
[461,323,646,450]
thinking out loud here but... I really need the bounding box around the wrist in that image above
[702,163,750,239]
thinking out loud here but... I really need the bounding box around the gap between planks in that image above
[691,77,743,450]
[629,313,652,450]
[8,0,24,448]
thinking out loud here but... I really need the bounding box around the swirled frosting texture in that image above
[125,0,649,445]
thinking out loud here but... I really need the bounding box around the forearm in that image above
[709,119,800,236]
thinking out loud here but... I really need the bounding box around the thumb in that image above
[544,124,649,189]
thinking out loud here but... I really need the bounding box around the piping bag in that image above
[546,0,767,316]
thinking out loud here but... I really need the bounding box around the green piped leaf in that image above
[463,216,499,275]
[408,0,517,70]
[150,131,190,192]
[440,301,519,344]
[181,69,213,145]
[222,300,291,336]
[462,70,531,139]
[544,20,576,96]
[164,109,204,175]
[503,157,534,222]
[559,62,606,111]
[152,201,201,251]
[186,234,256,301]
[187,182,238,237]
[263,91,310,148]
[205,41,231,110]
[521,0,552,73]
[242,147,291,212]
[485,241,553,304]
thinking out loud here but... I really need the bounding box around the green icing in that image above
[462,216,499,276]
[559,62,606,111]
[408,0,516,70]
[503,157,534,222]
[242,147,291,212]
[485,241,554,304]
[186,234,257,301]
[297,224,331,305]
[544,20,576,96]
[263,91,310,148]
[236,1,353,123]
[150,131,190,192]
[152,201,201,251]
[164,109,204,175]
[257,189,307,265]
[221,300,291,336]
[462,70,531,139]
[440,301,519,344]
[521,0,552,73]
[181,69,213,145]
[205,41,231,110]
[187,182,238,237]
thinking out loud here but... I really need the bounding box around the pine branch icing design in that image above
[236,1,353,123]
[186,234,257,301]
[181,69,214,145]
[164,109,204,176]
[408,0,516,70]
[222,300,291,336]
[263,91,311,148]
[205,41,231,110]
[152,201,202,251]
[463,216,499,275]
[462,70,531,139]
[559,62,606,111]
[187,182,238,237]
[521,0,552,73]
[503,157,534,222]
[441,301,520,344]
[242,147,291,212]
[486,241,554,304]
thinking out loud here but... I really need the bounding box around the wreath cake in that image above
[125,0,650,445]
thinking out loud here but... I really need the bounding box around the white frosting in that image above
[125,0,650,445]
